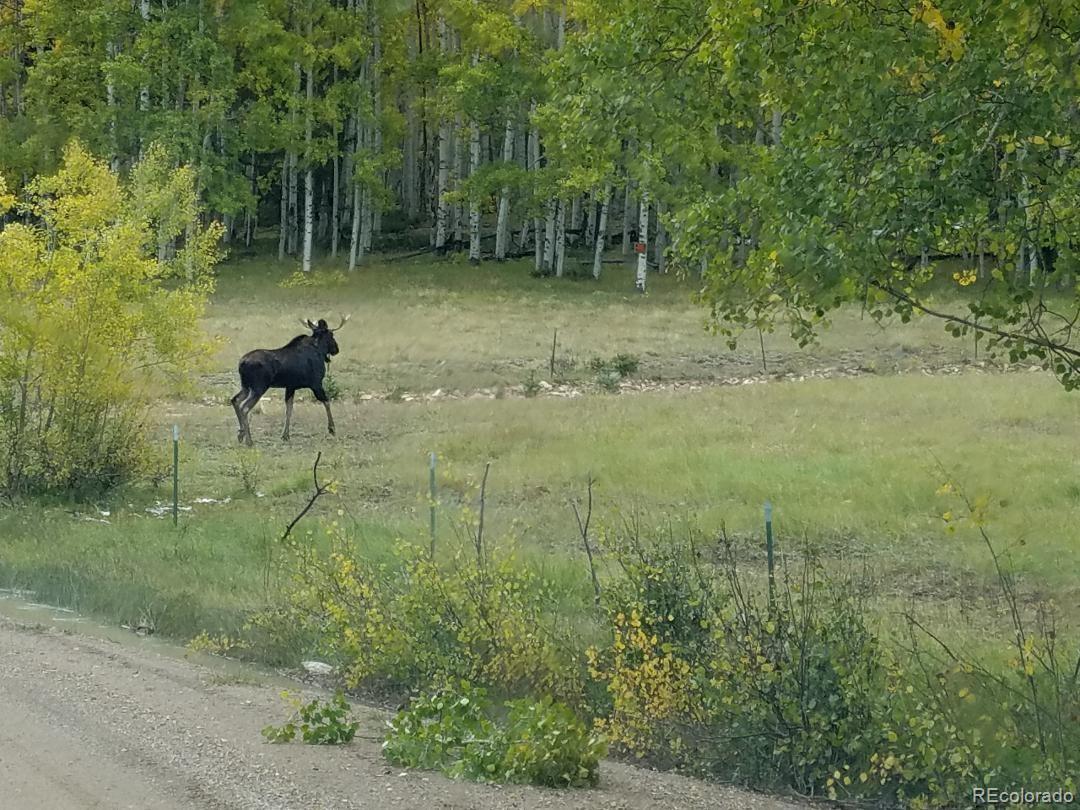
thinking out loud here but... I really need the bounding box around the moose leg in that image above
[231,388,249,444]
[238,387,267,447]
[312,386,335,436]
[282,388,296,441]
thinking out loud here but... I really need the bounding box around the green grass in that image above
[2,252,1078,655]
[200,253,978,396]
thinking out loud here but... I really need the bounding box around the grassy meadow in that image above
[2,251,1079,657]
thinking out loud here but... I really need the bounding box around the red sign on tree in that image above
[633,242,647,254]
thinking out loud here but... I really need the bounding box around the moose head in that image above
[299,315,348,364]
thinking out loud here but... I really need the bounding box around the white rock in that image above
[301,660,334,675]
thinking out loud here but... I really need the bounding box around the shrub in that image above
[587,353,640,378]
[589,353,640,391]
[588,522,887,791]
[258,470,1078,808]
[610,353,640,377]
[595,368,622,393]
[323,372,341,402]
[382,681,503,777]
[230,447,262,496]
[262,690,359,744]
[0,142,220,496]
[587,504,1080,807]
[501,695,607,787]
[383,681,605,787]
[523,370,541,398]
[269,515,583,704]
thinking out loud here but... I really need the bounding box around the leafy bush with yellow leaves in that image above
[259,480,1077,807]
[585,510,1079,807]
[267,518,583,705]
[0,142,221,495]
[587,522,883,789]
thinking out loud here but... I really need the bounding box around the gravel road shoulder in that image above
[0,616,806,810]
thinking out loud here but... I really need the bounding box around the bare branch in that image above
[571,474,602,607]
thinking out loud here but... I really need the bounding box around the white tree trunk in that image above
[468,52,482,264]
[635,194,650,292]
[543,198,557,272]
[139,0,150,113]
[278,154,289,261]
[370,13,383,246]
[434,20,451,249]
[343,115,355,226]
[331,153,340,258]
[348,70,365,271]
[436,121,451,249]
[592,185,610,279]
[288,154,299,255]
[529,117,542,271]
[302,34,314,274]
[655,202,667,274]
[106,42,118,172]
[585,194,597,248]
[404,107,418,220]
[356,120,371,261]
[569,196,581,245]
[360,182,372,256]
[495,118,514,261]
[245,153,256,248]
[349,181,362,271]
[621,180,634,254]
[453,113,465,245]
[555,200,566,277]
[288,62,301,256]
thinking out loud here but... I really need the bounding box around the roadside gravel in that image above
[0,616,806,810]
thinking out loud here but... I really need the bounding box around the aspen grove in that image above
[3,2,1080,383]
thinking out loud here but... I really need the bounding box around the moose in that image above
[231,316,349,446]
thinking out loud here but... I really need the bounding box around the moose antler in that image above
[299,318,316,331]
[334,314,351,331]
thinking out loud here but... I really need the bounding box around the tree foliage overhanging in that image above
[3,1,1080,383]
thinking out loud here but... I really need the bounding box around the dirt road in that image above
[0,616,804,810]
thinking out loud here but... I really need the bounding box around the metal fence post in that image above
[765,500,776,608]
[172,424,180,527]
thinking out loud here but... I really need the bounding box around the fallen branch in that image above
[281,452,333,544]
